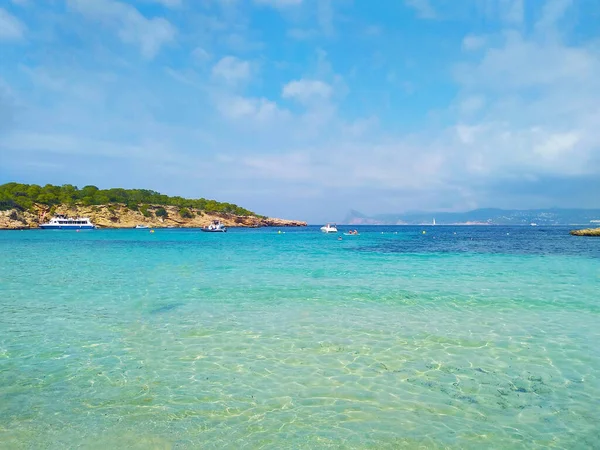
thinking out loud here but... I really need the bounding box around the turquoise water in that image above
[1,226,599,449]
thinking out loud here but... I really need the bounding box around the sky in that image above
[1,0,599,222]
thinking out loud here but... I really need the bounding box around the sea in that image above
[1,226,599,449]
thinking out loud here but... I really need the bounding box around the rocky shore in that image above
[570,227,600,236]
[0,204,306,230]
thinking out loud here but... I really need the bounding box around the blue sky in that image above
[1,0,599,222]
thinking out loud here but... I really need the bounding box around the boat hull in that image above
[39,225,95,230]
[200,228,227,232]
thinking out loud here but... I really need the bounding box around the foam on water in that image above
[1,226,599,449]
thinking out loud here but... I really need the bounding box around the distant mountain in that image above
[343,208,600,226]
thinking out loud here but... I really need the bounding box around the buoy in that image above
[422,231,426,234]
[150,230,155,233]
[278,230,281,234]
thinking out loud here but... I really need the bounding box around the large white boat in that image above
[201,220,227,232]
[40,215,96,230]
[320,223,338,233]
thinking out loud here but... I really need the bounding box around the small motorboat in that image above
[201,220,227,232]
[320,223,338,233]
[135,224,150,229]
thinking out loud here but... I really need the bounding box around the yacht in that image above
[320,223,338,233]
[201,220,227,232]
[40,215,96,230]
[135,224,150,229]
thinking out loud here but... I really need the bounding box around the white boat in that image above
[530,223,538,226]
[320,223,338,233]
[40,214,95,230]
[135,224,150,229]
[201,220,227,232]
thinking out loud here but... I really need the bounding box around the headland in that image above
[0,183,306,229]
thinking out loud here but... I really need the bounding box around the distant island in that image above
[344,208,600,226]
[0,183,306,229]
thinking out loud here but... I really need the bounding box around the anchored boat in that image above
[320,223,338,233]
[201,220,227,232]
[40,215,96,230]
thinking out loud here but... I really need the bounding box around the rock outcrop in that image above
[0,204,306,230]
[570,227,600,236]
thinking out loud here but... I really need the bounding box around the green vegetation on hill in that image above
[0,182,257,216]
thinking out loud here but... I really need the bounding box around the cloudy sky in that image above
[1,0,599,222]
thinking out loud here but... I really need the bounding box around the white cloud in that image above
[241,153,311,180]
[67,0,176,59]
[500,0,524,24]
[462,34,487,51]
[147,0,182,7]
[0,8,26,40]
[282,79,332,104]
[317,0,334,35]
[446,13,600,182]
[211,56,251,85]
[215,95,290,124]
[405,0,436,19]
[0,78,17,132]
[287,28,318,40]
[533,131,580,160]
[474,0,523,25]
[535,0,572,32]
[459,96,486,114]
[456,33,596,91]
[191,46,211,63]
[341,116,379,138]
[253,0,302,8]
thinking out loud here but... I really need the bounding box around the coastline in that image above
[0,204,306,230]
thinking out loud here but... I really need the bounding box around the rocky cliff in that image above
[0,204,306,230]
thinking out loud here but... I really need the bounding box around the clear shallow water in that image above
[1,226,599,449]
